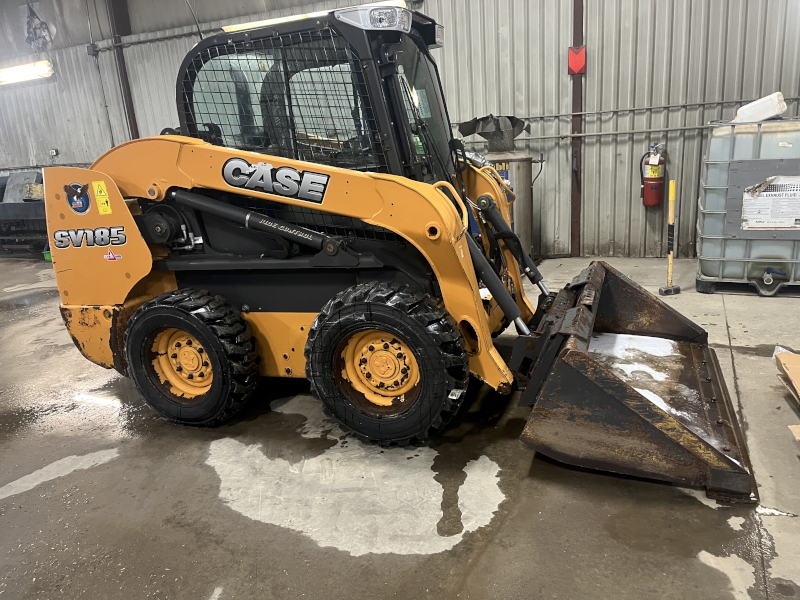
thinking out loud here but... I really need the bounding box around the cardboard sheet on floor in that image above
[776,353,800,405]
[774,349,800,441]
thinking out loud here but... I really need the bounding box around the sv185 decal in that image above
[53,226,127,249]
[222,158,330,204]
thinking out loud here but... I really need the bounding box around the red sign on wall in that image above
[568,46,586,75]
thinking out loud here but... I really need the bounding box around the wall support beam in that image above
[569,0,584,257]
[105,0,139,140]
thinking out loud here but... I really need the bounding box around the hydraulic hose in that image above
[639,151,651,200]
[465,233,530,335]
[476,195,549,295]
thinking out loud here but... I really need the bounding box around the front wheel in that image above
[304,282,470,445]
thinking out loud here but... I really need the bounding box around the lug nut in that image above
[401,367,408,374]
[396,352,403,359]
[186,339,192,346]
[360,358,367,365]
[198,348,204,354]
[187,374,193,379]
[175,342,181,348]
[171,353,177,359]
[378,382,385,388]
[176,366,183,372]
[198,372,204,378]
[383,343,389,349]
[368,345,374,352]
[393,380,399,386]
[365,372,371,379]
[202,361,209,367]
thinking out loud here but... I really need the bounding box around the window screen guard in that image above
[181,29,387,173]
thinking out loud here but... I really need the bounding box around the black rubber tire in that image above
[695,279,717,294]
[124,288,259,426]
[305,282,470,446]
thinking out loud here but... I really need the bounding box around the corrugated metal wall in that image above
[580,0,800,258]
[0,45,121,169]
[424,0,574,257]
[2,0,799,257]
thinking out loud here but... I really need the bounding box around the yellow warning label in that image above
[92,181,112,215]
[646,165,663,178]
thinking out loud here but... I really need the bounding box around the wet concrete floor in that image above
[1,256,798,599]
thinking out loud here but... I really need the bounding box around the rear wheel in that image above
[124,289,259,426]
[305,282,470,445]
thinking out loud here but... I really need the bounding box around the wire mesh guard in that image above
[181,29,386,173]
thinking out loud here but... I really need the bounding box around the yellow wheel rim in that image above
[151,328,213,399]
[340,329,420,406]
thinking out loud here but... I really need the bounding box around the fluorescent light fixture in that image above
[0,60,54,86]
[222,1,407,33]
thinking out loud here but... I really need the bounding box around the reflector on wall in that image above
[568,46,586,75]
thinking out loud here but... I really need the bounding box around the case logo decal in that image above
[64,183,91,215]
[103,248,122,261]
[91,181,112,215]
[222,158,330,204]
[53,226,127,249]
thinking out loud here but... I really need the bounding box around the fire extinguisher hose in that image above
[639,151,651,199]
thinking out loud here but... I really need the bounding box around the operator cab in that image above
[176,2,455,185]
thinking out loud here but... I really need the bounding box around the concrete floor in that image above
[1,255,799,599]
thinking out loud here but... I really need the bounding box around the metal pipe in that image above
[171,189,325,249]
[84,0,115,148]
[452,97,800,124]
[489,123,743,142]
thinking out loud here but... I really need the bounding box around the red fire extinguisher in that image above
[640,144,665,207]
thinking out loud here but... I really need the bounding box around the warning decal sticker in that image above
[742,176,800,230]
[92,180,112,215]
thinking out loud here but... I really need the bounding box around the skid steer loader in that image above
[44,2,755,501]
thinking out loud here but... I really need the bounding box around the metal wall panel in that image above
[424,0,574,257]
[3,0,800,258]
[123,34,199,137]
[0,44,124,169]
[118,0,363,139]
[581,0,800,258]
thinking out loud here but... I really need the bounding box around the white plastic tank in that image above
[697,118,800,295]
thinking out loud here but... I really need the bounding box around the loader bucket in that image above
[513,261,756,501]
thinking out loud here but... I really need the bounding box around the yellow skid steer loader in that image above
[44,3,755,501]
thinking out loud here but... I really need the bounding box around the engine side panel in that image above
[43,167,153,306]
